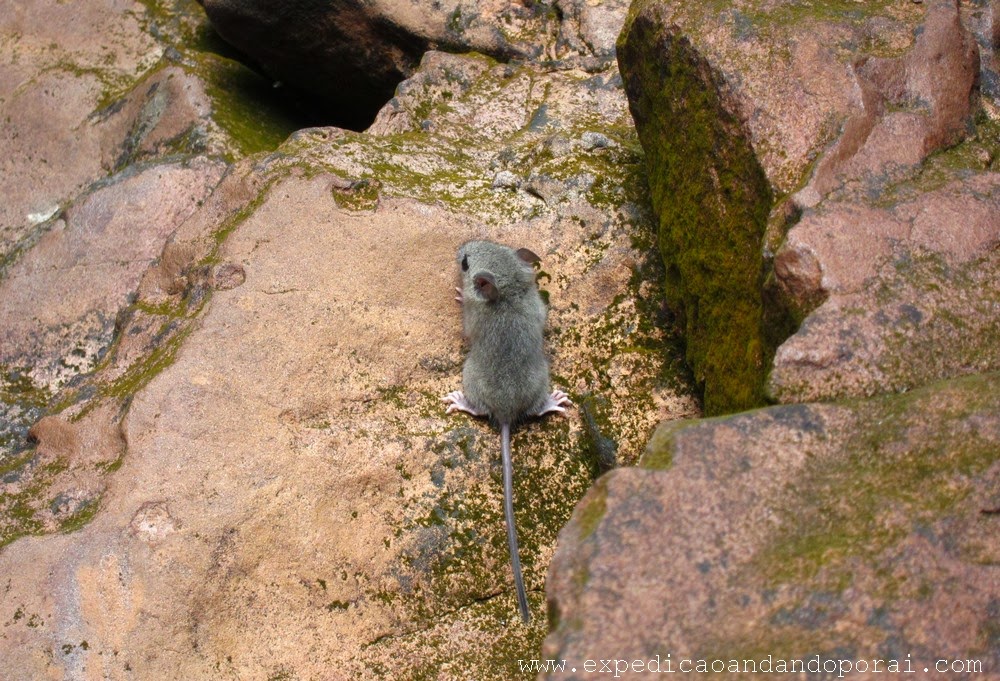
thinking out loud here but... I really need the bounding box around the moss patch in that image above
[761,372,1000,587]
[361,591,548,680]
[140,0,323,158]
[190,52,305,157]
[58,498,101,534]
[618,8,775,416]
[639,417,701,470]
[331,178,381,212]
[0,366,51,463]
[703,372,1000,657]
[573,479,608,542]
[390,416,591,624]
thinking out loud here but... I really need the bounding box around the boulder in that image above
[770,176,1000,402]
[0,158,227,392]
[617,0,995,413]
[0,0,256,458]
[0,0,228,260]
[545,372,1000,676]
[6,0,997,675]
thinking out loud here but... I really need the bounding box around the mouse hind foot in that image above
[531,390,572,417]
[442,390,486,417]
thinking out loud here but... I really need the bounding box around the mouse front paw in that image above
[442,390,484,417]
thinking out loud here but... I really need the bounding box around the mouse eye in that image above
[461,255,469,272]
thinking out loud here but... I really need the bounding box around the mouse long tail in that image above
[501,422,530,623]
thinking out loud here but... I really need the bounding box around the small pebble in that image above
[492,170,521,190]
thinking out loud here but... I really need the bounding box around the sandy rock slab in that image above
[545,371,1000,678]
[0,0,252,456]
[0,155,226,498]
[0,169,675,679]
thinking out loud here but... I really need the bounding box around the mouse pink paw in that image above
[442,390,484,417]
[533,390,572,417]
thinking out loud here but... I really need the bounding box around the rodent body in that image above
[443,239,570,623]
[460,254,550,424]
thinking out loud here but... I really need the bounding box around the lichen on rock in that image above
[618,7,774,415]
[545,371,1000,671]
[617,0,997,413]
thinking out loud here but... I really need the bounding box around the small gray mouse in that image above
[442,239,570,623]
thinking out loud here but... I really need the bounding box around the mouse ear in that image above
[515,248,541,265]
[473,272,499,302]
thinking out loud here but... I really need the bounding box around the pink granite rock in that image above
[545,373,1000,677]
[197,0,629,129]
[0,158,226,391]
[620,0,997,409]
[0,0,223,259]
[0,3,701,672]
[794,0,979,208]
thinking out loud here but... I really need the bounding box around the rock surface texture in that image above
[196,0,630,128]
[618,0,999,414]
[3,0,999,677]
[545,0,1000,676]
[0,0,696,678]
[546,372,1000,674]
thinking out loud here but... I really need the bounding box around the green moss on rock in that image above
[639,417,700,470]
[58,498,100,534]
[191,52,303,157]
[573,478,608,542]
[618,7,774,416]
[331,178,381,212]
[762,372,1000,588]
[578,394,619,474]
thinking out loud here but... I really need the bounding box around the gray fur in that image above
[457,240,550,425]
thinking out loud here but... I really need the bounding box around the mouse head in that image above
[457,240,540,303]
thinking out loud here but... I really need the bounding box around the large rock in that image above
[0,0,228,260]
[617,0,994,414]
[0,22,700,679]
[765,0,999,402]
[543,0,1000,673]
[966,0,1000,106]
[0,0,318,484]
[545,371,1000,676]
[770,175,1000,402]
[0,0,244,468]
